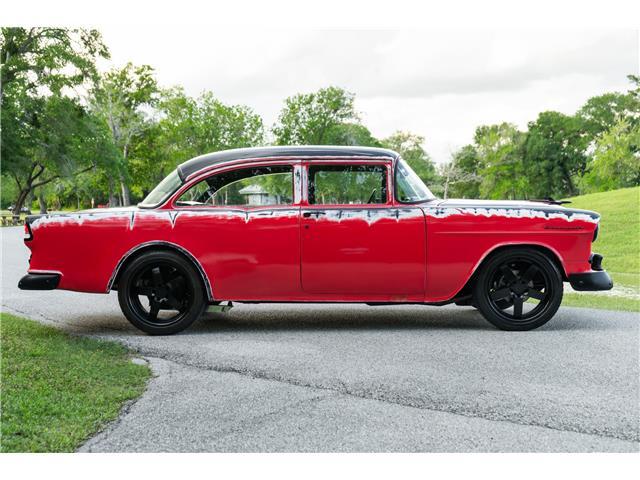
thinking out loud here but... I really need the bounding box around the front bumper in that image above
[18,273,60,290]
[568,270,613,291]
[568,252,613,291]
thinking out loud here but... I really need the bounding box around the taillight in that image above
[24,222,33,241]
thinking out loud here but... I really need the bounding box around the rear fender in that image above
[107,241,214,302]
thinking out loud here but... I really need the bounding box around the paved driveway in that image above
[1,226,638,452]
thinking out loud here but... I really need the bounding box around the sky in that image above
[99,27,638,164]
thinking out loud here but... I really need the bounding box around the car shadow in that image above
[62,305,491,335]
[58,304,624,336]
[189,304,630,335]
[192,305,494,333]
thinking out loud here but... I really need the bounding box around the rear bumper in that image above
[568,270,613,291]
[18,273,60,290]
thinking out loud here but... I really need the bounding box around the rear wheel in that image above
[117,250,207,335]
[473,248,563,331]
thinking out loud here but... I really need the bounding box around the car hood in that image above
[428,198,600,222]
[434,198,561,209]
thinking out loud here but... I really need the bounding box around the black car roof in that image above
[177,146,399,180]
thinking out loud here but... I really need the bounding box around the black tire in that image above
[473,248,563,331]
[117,250,207,335]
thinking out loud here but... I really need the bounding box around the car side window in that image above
[176,166,293,207]
[308,165,387,205]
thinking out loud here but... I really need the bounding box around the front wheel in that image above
[117,250,207,335]
[473,248,563,331]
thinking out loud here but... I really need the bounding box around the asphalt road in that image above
[2,226,639,452]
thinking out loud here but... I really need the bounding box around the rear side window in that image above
[308,165,387,205]
[176,165,293,207]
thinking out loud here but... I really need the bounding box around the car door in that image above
[171,161,302,300]
[300,161,426,297]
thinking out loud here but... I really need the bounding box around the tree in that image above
[323,122,381,147]
[272,86,357,145]
[1,28,109,213]
[627,74,640,102]
[577,92,638,138]
[0,27,108,105]
[443,145,482,199]
[473,123,527,199]
[2,95,111,213]
[190,91,265,151]
[1,174,18,209]
[126,122,168,199]
[580,119,640,192]
[523,112,588,198]
[156,87,264,162]
[123,88,266,201]
[90,63,158,205]
[382,131,438,187]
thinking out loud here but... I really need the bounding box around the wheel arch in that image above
[107,241,214,302]
[453,243,568,300]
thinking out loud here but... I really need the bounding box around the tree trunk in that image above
[13,189,30,216]
[38,190,47,214]
[25,191,34,212]
[108,177,118,207]
[443,169,451,200]
[565,174,576,197]
[119,144,132,206]
[11,161,94,212]
[119,176,131,206]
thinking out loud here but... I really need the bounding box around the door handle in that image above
[303,211,326,218]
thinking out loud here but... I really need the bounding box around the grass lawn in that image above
[0,312,150,452]
[562,186,640,312]
[562,293,639,312]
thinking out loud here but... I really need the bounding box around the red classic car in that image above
[19,146,612,334]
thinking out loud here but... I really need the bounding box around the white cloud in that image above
[99,27,638,163]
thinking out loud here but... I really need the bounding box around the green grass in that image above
[561,186,640,311]
[563,293,640,312]
[567,186,640,288]
[0,312,150,452]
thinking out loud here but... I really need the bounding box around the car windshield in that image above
[139,169,183,207]
[395,158,435,202]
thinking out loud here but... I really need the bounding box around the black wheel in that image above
[473,248,563,331]
[117,250,207,335]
